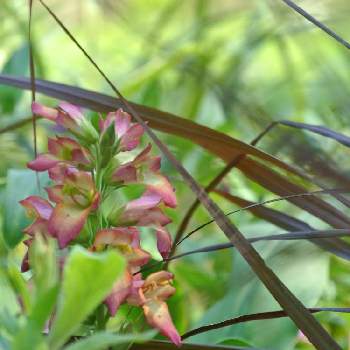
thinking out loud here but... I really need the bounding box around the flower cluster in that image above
[20,102,181,346]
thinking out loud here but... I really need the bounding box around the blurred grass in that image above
[0,0,350,349]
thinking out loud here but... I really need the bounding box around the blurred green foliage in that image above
[0,0,350,349]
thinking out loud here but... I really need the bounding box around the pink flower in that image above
[128,271,181,346]
[111,144,176,208]
[28,136,91,172]
[91,227,151,315]
[46,169,99,248]
[99,109,144,152]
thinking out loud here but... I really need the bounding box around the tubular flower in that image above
[47,169,99,248]
[32,101,98,142]
[99,109,144,151]
[91,227,151,315]
[111,143,176,208]
[28,136,91,172]
[128,271,181,347]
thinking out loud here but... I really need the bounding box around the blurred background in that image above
[0,0,350,349]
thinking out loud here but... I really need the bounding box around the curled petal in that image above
[20,196,53,220]
[58,102,84,122]
[117,207,171,227]
[27,154,59,172]
[143,271,176,301]
[105,271,132,316]
[32,102,58,121]
[156,227,172,259]
[126,191,162,212]
[114,110,131,137]
[143,300,181,347]
[120,123,144,151]
[137,208,172,226]
[48,203,90,248]
[145,174,177,208]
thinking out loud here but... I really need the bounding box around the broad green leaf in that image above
[48,246,126,350]
[63,330,156,350]
[3,169,49,248]
[12,238,60,350]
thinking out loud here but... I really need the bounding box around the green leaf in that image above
[0,44,29,114]
[63,330,156,350]
[48,246,126,350]
[3,169,49,248]
[30,236,58,296]
[12,286,58,350]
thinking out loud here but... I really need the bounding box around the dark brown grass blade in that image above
[281,0,350,50]
[182,307,350,340]
[130,340,258,350]
[1,75,349,228]
[177,189,350,246]
[267,120,350,148]
[170,229,350,261]
[36,1,341,347]
[239,158,350,228]
[214,190,350,260]
[248,121,350,208]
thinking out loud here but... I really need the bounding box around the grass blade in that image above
[215,190,350,260]
[182,307,350,340]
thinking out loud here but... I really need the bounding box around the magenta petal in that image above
[126,190,162,212]
[105,271,132,316]
[120,124,144,151]
[156,227,172,259]
[59,102,84,121]
[32,102,58,121]
[145,174,177,208]
[48,203,90,248]
[27,154,59,172]
[115,109,131,137]
[138,208,172,227]
[20,195,53,220]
